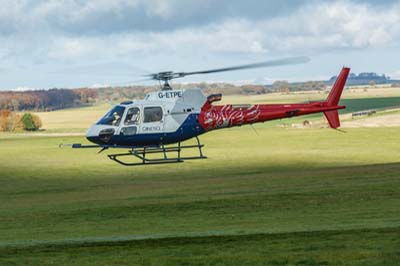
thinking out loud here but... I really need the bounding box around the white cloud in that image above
[261,1,400,51]
[12,87,39,91]
[0,0,400,89]
[89,83,111,88]
[32,0,141,25]
[390,71,400,79]
[36,1,400,62]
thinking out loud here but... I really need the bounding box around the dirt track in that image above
[342,113,400,128]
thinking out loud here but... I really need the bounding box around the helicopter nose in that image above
[86,125,115,144]
[86,125,101,144]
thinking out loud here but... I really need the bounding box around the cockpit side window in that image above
[97,106,125,126]
[143,106,163,123]
[124,107,140,125]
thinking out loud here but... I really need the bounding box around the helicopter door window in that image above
[143,107,163,123]
[124,107,140,125]
[120,126,137,136]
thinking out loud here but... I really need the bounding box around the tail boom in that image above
[198,67,350,130]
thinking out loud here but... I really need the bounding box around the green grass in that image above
[1,228,399,266]
[340,97,400,113]
[1,126,400,265]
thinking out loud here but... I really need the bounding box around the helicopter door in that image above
[120,107,140,136]
[141,106,164,134]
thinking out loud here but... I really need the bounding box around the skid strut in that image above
[107,136,207,166]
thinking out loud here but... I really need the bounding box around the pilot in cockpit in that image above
[112,112,121,126]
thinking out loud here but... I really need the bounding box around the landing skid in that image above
[108,138,207,166]
[62,136,207,166]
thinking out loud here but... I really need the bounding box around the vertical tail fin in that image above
[324,67,350,129]
[326,67,350,106]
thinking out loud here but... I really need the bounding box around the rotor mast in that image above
[150,71,184,91]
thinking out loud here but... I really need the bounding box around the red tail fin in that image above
[326,67,350,106]
[324,67,350,129]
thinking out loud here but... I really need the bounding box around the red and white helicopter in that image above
[69,57,350,166]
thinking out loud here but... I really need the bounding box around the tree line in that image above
[0,88,97,111]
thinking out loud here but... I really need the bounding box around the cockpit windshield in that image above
[97,106,126,126]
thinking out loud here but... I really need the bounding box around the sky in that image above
[0,0,400,90]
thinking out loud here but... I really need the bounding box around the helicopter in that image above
[66,57,350,166]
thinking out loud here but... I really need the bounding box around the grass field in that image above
[1,88,400,265]
[1,125,400,265]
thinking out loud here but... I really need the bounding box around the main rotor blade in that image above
[105,77,154,87]
[179,56,310,77]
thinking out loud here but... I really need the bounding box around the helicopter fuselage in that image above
[86,88,207,146]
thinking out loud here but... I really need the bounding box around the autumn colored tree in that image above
[31,114,43,129]
[0,110,21,131]
[0,110,12,131]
